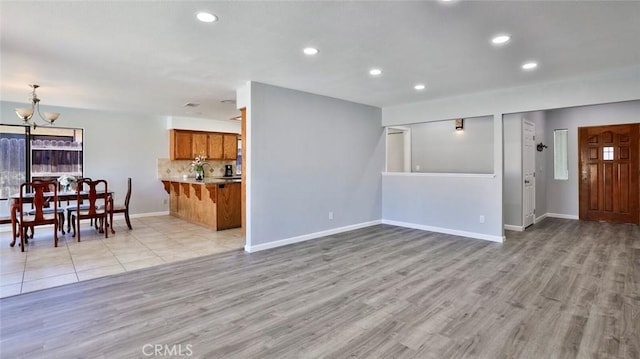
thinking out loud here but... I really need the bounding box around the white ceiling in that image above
[1,1,639,121]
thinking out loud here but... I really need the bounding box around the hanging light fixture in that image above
[15,84,60,129]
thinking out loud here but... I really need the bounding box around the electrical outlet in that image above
[163,199,168,205]
[479,215,485,223]
[416,165,421,171]
[328,211,334,220]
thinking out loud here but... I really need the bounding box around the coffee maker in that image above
[224,165,233,177]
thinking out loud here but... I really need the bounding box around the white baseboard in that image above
[546,213,579,220]
[504,213,572,231]
[244,220,382,253]
[382,219,505,243]
[129,211,170,218]
[504,224,524,232]
[535,213,548,223]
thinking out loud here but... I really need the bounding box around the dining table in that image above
[8,189,113,247]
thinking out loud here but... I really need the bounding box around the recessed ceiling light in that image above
[414,84,426,90]
[303,47,319,55]
[369,68,383,76]
[491,34,511,45]
[196,12,218,23]
[522,62,538,70]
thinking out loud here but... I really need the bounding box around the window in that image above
[236,137,242,175]
[554,129,568,180]
[603,146,614,161]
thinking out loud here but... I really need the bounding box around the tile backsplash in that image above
[157,158,235,179]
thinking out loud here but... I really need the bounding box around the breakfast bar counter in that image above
[160,177,241,230]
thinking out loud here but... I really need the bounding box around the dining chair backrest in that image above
[124,177,132,208]
[75,178,108,214]
[19,180,58,223]
[70,177,91,204]
[28,179,57,209]
[18,180,59,250]
[109,177,133,232]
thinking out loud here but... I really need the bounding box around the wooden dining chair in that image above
[27,180,66,235]
[109,177,132,233]
[64,177,93,233]
[69,179,109,242]
[18,181,59,252]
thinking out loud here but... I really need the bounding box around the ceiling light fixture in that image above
[414,84,426,90]
[369,69,383,76]
[196,12,218,23]
[491,34,511,45]
[303,47,319,55]
[522,61,538,70]
[15,84,60,129]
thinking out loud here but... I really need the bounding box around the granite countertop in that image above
[160,176,241,184]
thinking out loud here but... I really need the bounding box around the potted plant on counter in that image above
[191,155,208,181]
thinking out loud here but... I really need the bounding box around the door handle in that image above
[524,180,530,184]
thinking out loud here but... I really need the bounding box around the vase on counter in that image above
[195,166,205,181]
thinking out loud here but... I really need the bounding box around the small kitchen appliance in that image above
[224,165,233,177]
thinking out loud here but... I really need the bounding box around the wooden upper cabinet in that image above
[192,132,208,158]
[208,133,224,160]
[170,129,238,161]
[170,130,193,160]
[223,134,238,160]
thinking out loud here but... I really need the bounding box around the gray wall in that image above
[248,82,384,247]
[410,116,493,173]
[545,100,640,217]
[383,173,502,240]
[1,101,169,216]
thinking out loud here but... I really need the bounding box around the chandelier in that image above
[15,84,60,129]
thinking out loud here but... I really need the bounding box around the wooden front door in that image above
[578,124,639,224]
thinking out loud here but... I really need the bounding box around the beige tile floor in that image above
[0,215,245,298]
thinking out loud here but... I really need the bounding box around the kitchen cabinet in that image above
[216,182,241,230]
[170,130,193,160]
[192,132,208,158]
[222,134,238,160]
[160,179,241,230]
[170,129,238,161]
[207,133,223,160]
[207,133,237,160]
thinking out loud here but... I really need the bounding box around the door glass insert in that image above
[554,129,569,180]
[603,146,614,160]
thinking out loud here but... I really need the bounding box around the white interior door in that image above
[523,119,536,228]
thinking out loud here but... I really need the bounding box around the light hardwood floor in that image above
[1,218,638,358]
